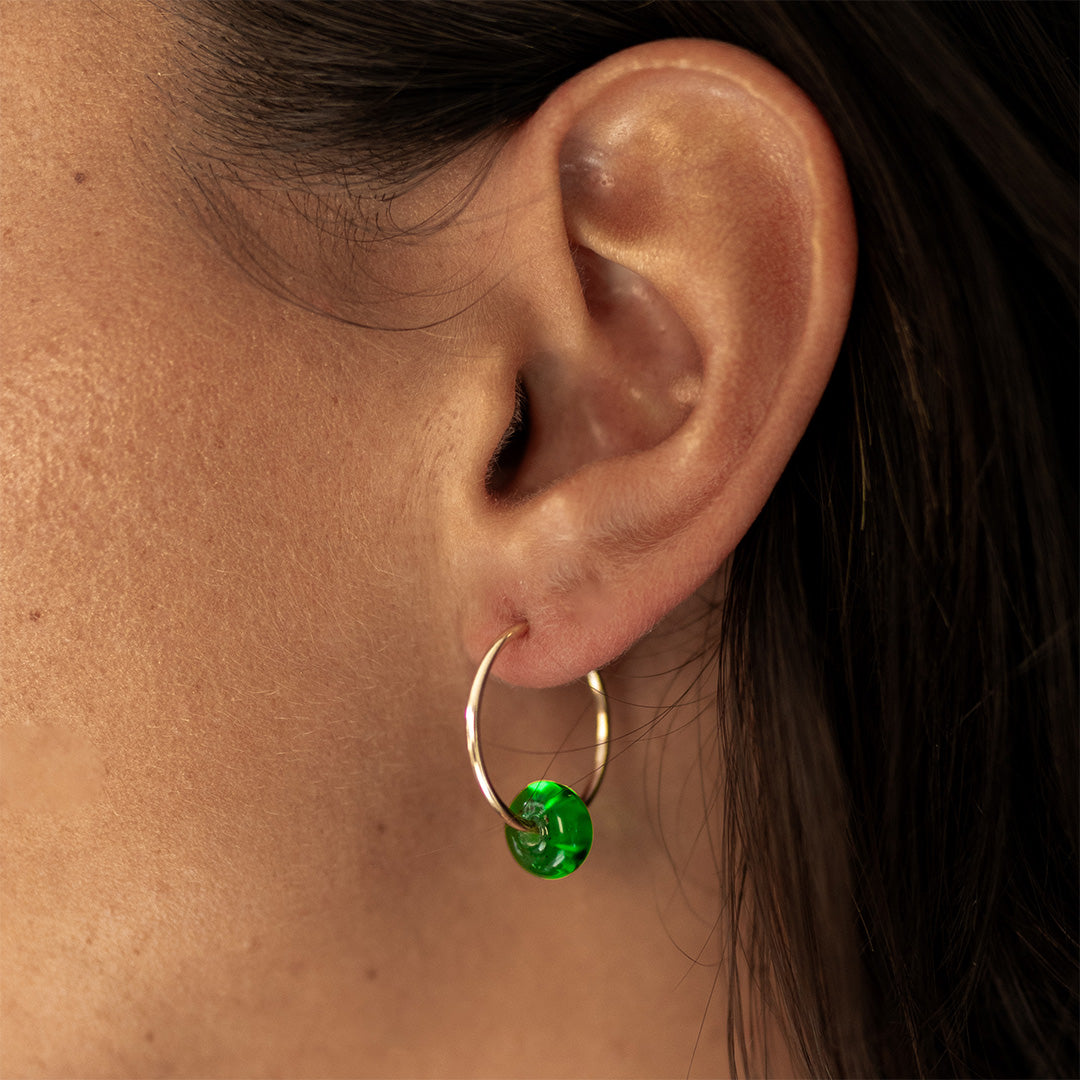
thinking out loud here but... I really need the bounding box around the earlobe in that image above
[453,39,856,687]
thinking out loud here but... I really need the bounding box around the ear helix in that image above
[465,623,610,878]
[457,41,855,690]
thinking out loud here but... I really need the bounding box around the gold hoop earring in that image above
[465,622,610,879]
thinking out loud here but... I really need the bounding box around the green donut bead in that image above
[505,780,593,879]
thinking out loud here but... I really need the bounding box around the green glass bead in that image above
[505,780,592,879]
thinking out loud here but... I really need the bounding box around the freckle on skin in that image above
[73,171,86,184]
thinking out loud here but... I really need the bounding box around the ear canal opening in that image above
[485,375,531,496]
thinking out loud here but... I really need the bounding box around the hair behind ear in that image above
[714,6,1078,1075]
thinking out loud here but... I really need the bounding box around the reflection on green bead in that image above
[505,780,592,879]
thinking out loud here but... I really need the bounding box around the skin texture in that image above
[1,2,853,1076]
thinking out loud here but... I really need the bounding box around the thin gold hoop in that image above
[465,623,610,833]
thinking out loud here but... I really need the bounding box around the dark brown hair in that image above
[166,3,1079,1075]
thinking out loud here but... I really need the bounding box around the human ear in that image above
[445,38,856,687]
